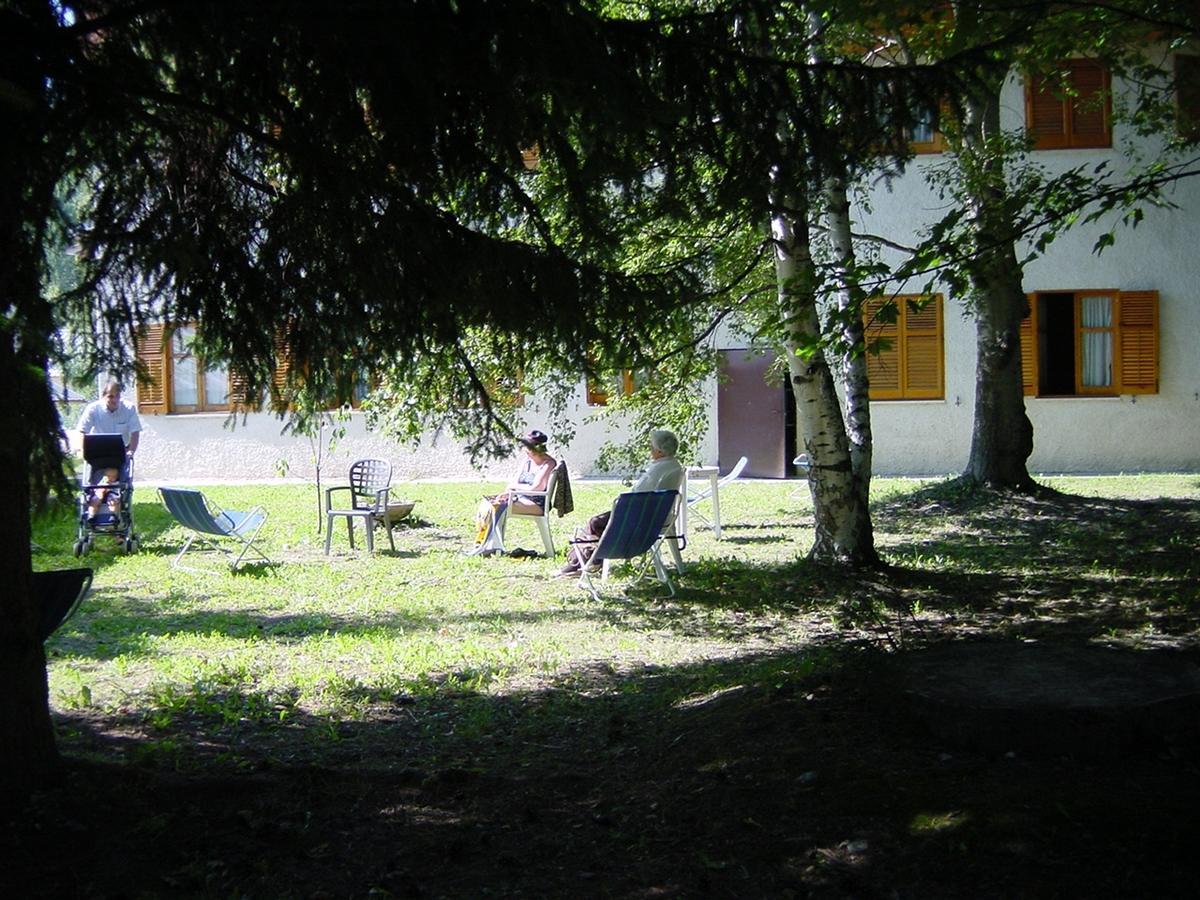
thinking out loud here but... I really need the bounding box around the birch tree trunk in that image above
[823,171,873,506]
[772,187,878,566]
[959,89,1037,490]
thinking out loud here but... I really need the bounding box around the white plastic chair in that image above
[324,458,395,554]
[500,459,565,557]
[687,455,748,532]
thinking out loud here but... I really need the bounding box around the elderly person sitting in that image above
[557,428,683,577]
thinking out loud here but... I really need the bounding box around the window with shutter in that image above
[586,369,635,406]
[134,320,311,413]
[1024,290,1158,397]
[1026,60,1112,150]
[907,100,948,154]
[864,294,944,401]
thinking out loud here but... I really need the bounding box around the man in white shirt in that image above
[558,429,683,576]
[76,380,142,517]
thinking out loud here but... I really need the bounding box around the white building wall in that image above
[855,64,1200,475]
[131,379,721,483]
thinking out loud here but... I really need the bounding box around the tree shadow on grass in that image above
[24,487,1200,896]
[858,484,1200,647]
[22,641,1200,900]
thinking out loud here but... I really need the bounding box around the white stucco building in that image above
[84,51,1198,483]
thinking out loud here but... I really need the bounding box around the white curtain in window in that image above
[205,366,229,406]
[1080,295,1112,387]
[910,103,936,143]
[172,327,199,405]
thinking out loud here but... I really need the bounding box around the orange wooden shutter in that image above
[1177,54,1200,139]
[864,296,901,399]
[269,330,294,411]
[1019,296,1038,396]
[228,368,258,411]
[1027,74,1068,149]
[1068,60,1111,148]
[134,324,168,414]
[1116,291,1159,394]
[901,296,944,399]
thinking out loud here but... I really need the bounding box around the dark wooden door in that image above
[717,349,788,478]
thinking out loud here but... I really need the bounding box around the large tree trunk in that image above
[771,189,878,566]
[0,336,57,794]
[959,88,1037,491]
[1,8,64,792]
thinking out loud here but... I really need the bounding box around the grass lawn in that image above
[19,472,1200,898]
[38,477,832,734]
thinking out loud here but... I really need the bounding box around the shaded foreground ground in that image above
[6,482,1200,898]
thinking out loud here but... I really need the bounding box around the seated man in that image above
[557,428,683,577]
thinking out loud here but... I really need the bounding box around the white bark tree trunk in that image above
[823,171,873,506]
[771,185,878,565]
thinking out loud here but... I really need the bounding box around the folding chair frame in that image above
[172,513,271,573]
[159,488,272,574]
[570,490,681,601]
[577,543,676,602]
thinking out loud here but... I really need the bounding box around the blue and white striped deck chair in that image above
[575,489,680,601]
[159,487,271,573]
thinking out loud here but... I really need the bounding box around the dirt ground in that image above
[5,641,1199,899]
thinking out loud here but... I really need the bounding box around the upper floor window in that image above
[907,101,947,154]
[863,294,944,400]
[1020,290,1159,397]
[1026,59,1112,150]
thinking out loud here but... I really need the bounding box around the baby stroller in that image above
[74,434,139,556]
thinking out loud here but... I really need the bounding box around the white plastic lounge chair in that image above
[500,459,565,557]
[687,455,748,533]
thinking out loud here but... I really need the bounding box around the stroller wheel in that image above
[124,537,137,554]
[73,540,84,557]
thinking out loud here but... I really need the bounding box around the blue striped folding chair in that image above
[573,489,681,601]
[159,487,271,573]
